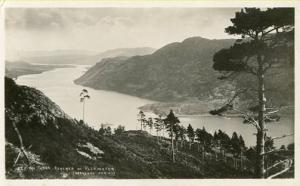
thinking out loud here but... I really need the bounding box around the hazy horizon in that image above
[6,7,240,59]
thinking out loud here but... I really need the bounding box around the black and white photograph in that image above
[2,2,297,180]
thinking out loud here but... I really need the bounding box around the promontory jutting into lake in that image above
[5,7,295,179]
[16,65,294,148]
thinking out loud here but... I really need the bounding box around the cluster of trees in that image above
[137,111,165,136]
[98,125,125,136]
[136,110,293,177]
[138,110,248,162]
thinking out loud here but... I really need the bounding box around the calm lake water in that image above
[16,65,294,147]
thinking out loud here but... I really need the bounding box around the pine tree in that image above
[187,124,195,150]
[105,126,112,136]
[79,89,90,123]
[178,125,187,148]
[231,132,240,156]
[147,117,153,134]
[154,114,164,143]
[99,126,105,135]
[239,135,246,151]
[114,125,125,135]
[195,128,203,143]
[164,110,180,163]
[212,8,294,178]
[137,111,146,131]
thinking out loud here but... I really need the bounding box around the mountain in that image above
[5,77,248,179]
[75,37,236,102]
[74,36,294,114]
[12,47,156,65]
[5,61,73,79]
[96,47,156,59]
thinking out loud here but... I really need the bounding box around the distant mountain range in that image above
[75,36,294,113]
[7,47,156,65]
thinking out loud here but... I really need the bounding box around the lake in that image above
[16,65,294,148]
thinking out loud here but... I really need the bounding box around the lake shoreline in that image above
[5,62,75,79]
[15,65,294,148]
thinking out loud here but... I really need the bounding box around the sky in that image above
[5,8,240,53]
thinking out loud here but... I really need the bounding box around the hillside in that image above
[75,36,294,114]
[75,37,235,102]
[17,47,156,65]
[5,61,73,79]
[5,77,250,179]
[97,47,156,59]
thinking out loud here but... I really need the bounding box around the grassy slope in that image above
[5,77,249,179]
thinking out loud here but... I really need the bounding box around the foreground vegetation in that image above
[5,76,294,178]
[5,77,252,179]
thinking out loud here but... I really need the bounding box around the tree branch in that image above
[12,122,30,166]
[217,71,240,80]
[244,65,257,75]
[232,108,261,130]
[242,56,258,75]
[262,26,284,37]
[261,149,293,156]
[266,159,291,171]
[267,165,293,179]
[267,133,294,142]
[263,62,273,73]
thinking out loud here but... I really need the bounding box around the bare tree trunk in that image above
[171,126,175,163]
[234,158,237,169]
[202,145,205,163]
[240,150,243,172]
[12,122,30,165]
[82,100,85,123]
[255,53,266,178]
[265,155,269,178]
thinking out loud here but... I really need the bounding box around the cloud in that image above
[6,8,239,30]
[5,8,240,52]
[6,8,99,30]
[6,9,63,30]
